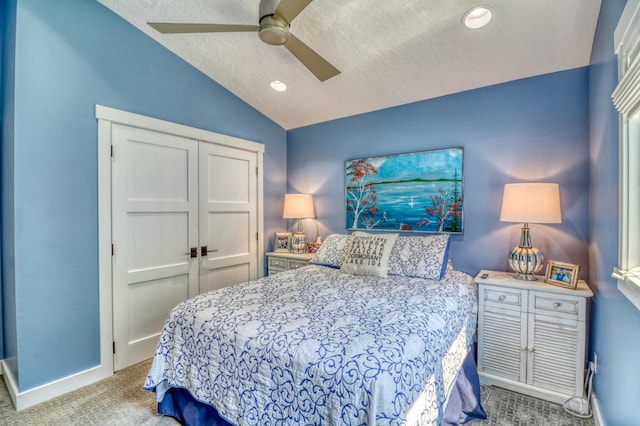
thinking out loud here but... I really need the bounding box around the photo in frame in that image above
[544,261,580,289]
[274,232,292,253]
[345,148,463,233]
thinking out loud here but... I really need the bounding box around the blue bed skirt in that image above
[156,351,486,425]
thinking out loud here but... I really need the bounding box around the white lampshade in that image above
[500,183,562,281]
[283,193,314,254]
[283,194,315,219]
[500,183,562,224]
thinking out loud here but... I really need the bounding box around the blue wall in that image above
[288,69,591,278]
[588,0,640,424]
[0,0,6,363]
[0,0,7,363]
[1,0,16,375]
[2,0,286,390]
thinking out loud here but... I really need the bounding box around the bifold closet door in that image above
[111,124,199,371]
[199,143,258,292]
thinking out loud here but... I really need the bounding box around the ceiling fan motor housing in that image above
[258,0,290,45]
[259,16,290,45]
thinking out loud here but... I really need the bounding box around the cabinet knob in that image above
[528,347,535,352]
[498,295,506,301]
[521,346,528,351]
[552,302,561,309]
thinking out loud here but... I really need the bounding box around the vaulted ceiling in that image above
[98,0,602,130]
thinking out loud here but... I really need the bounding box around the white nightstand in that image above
[475,270,593,409]
[266,252,315,276]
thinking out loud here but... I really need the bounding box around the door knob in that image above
[185,247,197,258]
[201,245,220,256]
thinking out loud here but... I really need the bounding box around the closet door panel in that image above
[111,125,199,371]
[207,211,251,258]
[199,143,258,293]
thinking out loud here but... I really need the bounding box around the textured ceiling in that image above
[98,0,602,130]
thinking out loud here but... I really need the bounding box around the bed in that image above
[145,233,486,425]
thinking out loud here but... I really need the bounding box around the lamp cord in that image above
[562,363,594,419]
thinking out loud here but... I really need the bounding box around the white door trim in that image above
[96,105,265,153]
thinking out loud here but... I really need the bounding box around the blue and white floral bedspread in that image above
[145,265,477,426]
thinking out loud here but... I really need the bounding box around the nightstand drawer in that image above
[482,285,523,310]
[289,260,309,270]
[530,292,580,318]
[266,252,315,276]
[269,258,287,269]
[268,267,286,275]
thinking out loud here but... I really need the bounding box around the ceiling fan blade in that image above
[148,22,259,34]
[284,33,340,82]
[273,0,313,24]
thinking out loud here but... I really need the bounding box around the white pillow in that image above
[309,234,353,268]
[340,232,399,278]
[387,234,450,280]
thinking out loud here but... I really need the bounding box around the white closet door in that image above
[199,143,258,293]
[111,124,198,371]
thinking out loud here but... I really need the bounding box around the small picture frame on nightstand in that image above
[544,261,580,289]
[274,232,292,253]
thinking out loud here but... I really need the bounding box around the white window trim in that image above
[612,0,640,310]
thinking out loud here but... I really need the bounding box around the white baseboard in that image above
[1,360,112,411]
[591,393,605,426]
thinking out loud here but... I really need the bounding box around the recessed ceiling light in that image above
[463,6,493,29]
[270,80,287,92]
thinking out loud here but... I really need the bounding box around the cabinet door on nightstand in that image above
[478,306,528,382]
[527,312,584,396]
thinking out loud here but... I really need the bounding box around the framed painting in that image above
[345,148,463,233]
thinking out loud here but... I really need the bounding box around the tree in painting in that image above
[417,169,463,232]
[448,168,463,231]
[346,159,379,229]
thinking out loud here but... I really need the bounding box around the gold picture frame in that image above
[544,261,580,289]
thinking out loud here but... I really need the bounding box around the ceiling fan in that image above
[148,0,340,82]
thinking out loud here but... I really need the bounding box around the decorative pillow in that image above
[309,234,353,268]
[340,232,399,278]
[387,234,450,280]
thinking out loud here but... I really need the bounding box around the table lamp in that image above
[283,193,315,253]
[500,183,562,280]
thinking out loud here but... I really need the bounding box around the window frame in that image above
[612,0,640,310]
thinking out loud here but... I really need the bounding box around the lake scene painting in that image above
[346,148,463,233]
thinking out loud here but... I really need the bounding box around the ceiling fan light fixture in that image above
[463,6,493,29]
[270,80,287,91]
[259,16,290,45]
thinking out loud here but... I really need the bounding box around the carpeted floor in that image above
[0,360,175,426]
[469,385,594,426]
[0,360,594,425]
